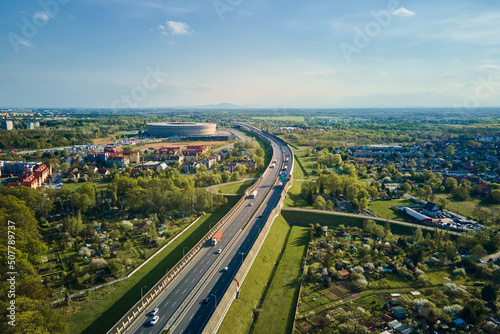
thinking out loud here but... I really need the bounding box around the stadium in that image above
[146,122,217,137]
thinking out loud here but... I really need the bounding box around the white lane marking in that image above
[182,289,187,295]
[214,289,218,294]
[172,301,177,307]
[161,315,166,321]
[175,289,179,295]
[197,315,202,321]
[190,313,194,320]
[165,301,170,307]
[191,278,196,283]
[193,269,197,274]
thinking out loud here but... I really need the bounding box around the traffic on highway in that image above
[116,126,293,334]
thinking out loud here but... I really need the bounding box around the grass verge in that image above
[211,179,256,195]
[253,226,309,334]
[218,215,290,334]
[64,196,240,334]
[283,180,311,208]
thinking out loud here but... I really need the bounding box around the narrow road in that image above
[281,207,461,236]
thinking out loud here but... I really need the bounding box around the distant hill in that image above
[175,103,241,109]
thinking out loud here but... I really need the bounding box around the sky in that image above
[0,0,500,109]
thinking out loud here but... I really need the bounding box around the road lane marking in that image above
[197,315,202,321]
[182,289,187,295]
[190,313,194,320]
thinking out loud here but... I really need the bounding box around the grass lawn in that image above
[252,116,305,122]
[294,149,318,179]
[211,179,255,195]
[284,180,311,208]
[253,226,309,334]
[368,199,415,221]
[218,215,290,334]
[432,193,500,220]
[64,196,240,334]
[62,180,110,192]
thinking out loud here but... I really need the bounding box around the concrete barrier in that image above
[107,132,276,334]
[202,145,294,334]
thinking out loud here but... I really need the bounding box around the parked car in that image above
[223,266,229,272]
[216,249,222,254]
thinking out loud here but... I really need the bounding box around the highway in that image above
[121,127,293,334]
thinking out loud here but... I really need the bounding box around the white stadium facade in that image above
[146,122,217,137]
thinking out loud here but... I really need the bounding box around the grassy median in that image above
[218,215,290,334]
[253,226,309,334]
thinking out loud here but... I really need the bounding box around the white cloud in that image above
[480,65,500,71]
[393,7,415,17]
[302,69,335,77]
[159,21,194,36]
[34,11,51,21]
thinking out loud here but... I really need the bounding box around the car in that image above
[249,203,253,207]
[149,315,159,325]
[216,249,222,254]
[257,214,263,218]
[223,266,229,272]
[149,308,159,316]
[202,297,210,304]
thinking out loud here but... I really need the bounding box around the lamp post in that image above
[211,294,217,309]
[141,285,147,305]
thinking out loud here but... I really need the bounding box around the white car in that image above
[223,266,229,272]
[216,249,222,254]
[150,315,159,326]
[149,308,159,316]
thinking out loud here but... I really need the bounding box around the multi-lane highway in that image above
[120,127,293,334]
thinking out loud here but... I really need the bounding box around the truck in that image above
[212,231,223,246]
[248,190,257,199]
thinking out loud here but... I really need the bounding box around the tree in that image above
[471,244,487,260]
[314,196,326,210]
[437,197,450,211]
[446,145,455,156]
[491,189,500,203]
[481,284,498,302]
[358,197,369,211]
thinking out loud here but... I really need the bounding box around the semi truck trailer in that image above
[212,231,223,245]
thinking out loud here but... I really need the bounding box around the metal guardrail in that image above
[107,131,272,334]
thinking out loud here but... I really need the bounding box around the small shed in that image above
[453,318,467,329]
[393,306,408,319]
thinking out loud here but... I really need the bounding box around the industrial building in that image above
[146,122,217,137]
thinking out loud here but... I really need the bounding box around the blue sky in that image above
[1,0,499,108]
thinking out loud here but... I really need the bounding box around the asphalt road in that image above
[123,131,293,334]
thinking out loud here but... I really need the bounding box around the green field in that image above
[368,199,415,221]
[62,180,110,192]
[293,149,318,179]
[253,226,309,334]
[218,215,291,334]
[281,209,418,236]
[252,116,305,122]
[284,180,311,208]
[211,179,255,195]
[65,196,240,334]
[432,193,500,220]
